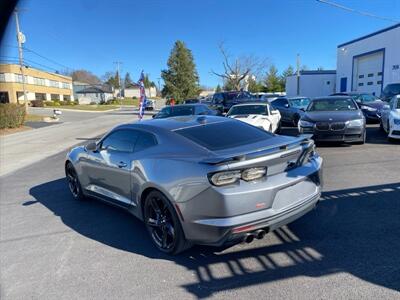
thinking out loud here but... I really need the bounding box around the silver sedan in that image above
[65,116,323,254]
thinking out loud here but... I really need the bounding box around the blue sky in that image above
[1,0,399,87]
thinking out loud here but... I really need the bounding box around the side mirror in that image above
[284,103,290,108]
[85,142,97,152]
[271,110,279,115]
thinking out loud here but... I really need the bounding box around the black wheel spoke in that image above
[147,218,160,227]
[161,227,168,248]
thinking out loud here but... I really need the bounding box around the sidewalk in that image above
[0,112,143,177]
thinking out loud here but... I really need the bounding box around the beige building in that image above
[0,64,73,104]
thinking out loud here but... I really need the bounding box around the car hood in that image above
[229,114,267,124]
[361,100,385,109]
[302,111,364,122]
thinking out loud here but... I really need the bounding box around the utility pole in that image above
[296,53,300,96]
[14,8,28,108]
[113,61,122,108]
[157,77,161,97]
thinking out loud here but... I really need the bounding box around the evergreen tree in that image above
[265,65,283,92]
[124,72,133,87]
[215,84,222,92]
[161,40,200,102]
[280,65,295,90]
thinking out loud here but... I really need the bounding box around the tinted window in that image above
[288,98,310,109]
[135,132,157,152]
[361,94,378,102]
[227,104,269,116]
[155,106,195,118]
[196,105,209,115]
[213,93,224,104]
[174,121,272,151]
[272,98,288,107]
[101,130,138,152]
[383,84,400,96]
[308,98,357,112]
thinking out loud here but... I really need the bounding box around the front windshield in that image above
[228,105,268,116]
[155,106,195,118]
[307,98,358,112]
[289,98,310,108]
[384,84,400,96]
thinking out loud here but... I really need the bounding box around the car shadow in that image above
[29,180,400,298]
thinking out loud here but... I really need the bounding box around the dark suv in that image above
[381,83,400,102]
[209,91,253,113]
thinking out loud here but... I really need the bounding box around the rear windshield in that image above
[174,121,272,151]
[155,106,194,118]
[384,84,400,95]
[307,98,357,112]
[227,105,269,116]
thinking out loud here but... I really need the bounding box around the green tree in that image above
[143,74,156,88]
[215,84,222,92]
[280,65,295,90]
[264,65,283,92]
[248,78,263,93]
[124,72,133,87]
[161,40,200,102]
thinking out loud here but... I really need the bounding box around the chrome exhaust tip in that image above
[244,233,254,243]
[255,230,266,240]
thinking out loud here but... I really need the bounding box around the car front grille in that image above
[392,130,400,136]
[330,122,346,131]
[316,122,330,131]
[316,122,346,131]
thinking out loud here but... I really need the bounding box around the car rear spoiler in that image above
[201,134,314,165]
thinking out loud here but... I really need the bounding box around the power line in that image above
[316,0,399,23]
[23,46,73,71]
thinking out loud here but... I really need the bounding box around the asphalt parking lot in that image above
[1,124,400,299]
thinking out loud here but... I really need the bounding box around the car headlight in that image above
[360,105,377,112]
[393,118,400,125]
[209,167,267,186]
[346,119,364,127]
[298,120,314,127]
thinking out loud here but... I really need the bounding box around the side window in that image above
[135,132,157,152]
[196,105,208,115]
[390,97,396,109]
[272,98,288,108]
[213,93,224,104]
[101,130,139,152]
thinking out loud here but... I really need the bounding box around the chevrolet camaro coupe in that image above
[66,116,323,254]
[298,96,366,144]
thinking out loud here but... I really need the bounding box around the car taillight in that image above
[241,167,267,181]
[209,167,267,186]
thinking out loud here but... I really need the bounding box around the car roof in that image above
[287,96,309,99]
[162,103,205,108]
[231,102,270,107]
[313,96,354,101]
[118,115,229,132]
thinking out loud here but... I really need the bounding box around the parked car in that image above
[380,95,400,141]
[152,104,220,119]
[259,93,286,103]
[209,91,253,113]
[298,96,366,144]
[183,98,200,104]
[66,115,323,254]
[381,83,400,102]
[271,97,311,126]
[331,92,385,122]
[145,99,156,110]
[226,102,281,133]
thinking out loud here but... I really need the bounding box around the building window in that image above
[377,72,383,76]
[34,77,45,86]
[35,93,46,100]
[326,81,330,85]
[367,82,373,85]
[367,73,373,77]
[358,83,364,87]
[62,82,70,89]
[50,80,59,88]
[14,74,28,83]
[377,81,382,85]
[0,92,9,103]
[51,94,60,101]
[63,95,71,101]
[0,73,5,82]
[358,75,364,79]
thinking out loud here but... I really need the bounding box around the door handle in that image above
[117,161,127,168]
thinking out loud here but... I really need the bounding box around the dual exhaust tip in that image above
[243,229,267,243]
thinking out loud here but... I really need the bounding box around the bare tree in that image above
[212,43,268,91]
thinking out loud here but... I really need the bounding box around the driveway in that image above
[1,124,399,299]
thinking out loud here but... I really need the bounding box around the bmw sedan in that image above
[298,96,366,144]
[66,116,323,254]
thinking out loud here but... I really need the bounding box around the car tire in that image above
[65,162,86,201]
[379,120,384,131]
[143,190,191,255]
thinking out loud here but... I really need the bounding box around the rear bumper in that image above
[178,156,323,246]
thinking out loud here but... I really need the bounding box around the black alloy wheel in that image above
[144,191,190,254]
[66,163,85,200]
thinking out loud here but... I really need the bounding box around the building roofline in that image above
[0,63,72,80]
[337,23,400,48]
[288,70,336,76]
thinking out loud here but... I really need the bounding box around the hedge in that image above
[0,103,26,129]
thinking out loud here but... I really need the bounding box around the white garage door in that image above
[353,51,384,96]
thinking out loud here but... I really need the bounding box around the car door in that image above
[380,97,393,131]
[267,104,280,131]
[272,98,290,122]
[82,129,139,207]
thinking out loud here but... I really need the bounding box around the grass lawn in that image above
[25,114,46,122]
[116,98,139,106]
[54,105,119,111]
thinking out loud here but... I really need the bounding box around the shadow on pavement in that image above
[29,180,400,297]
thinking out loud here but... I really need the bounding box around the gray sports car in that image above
[65,116,323,254]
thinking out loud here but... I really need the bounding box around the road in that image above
[0,107,148,176]
[1,125,400,299]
